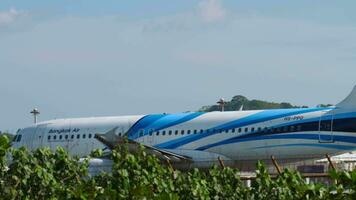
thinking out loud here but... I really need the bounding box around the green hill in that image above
[199,95,308,112]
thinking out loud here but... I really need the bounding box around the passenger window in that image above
[77,134,80,139]
[59,135,62,140]
[139,130,144,137]
[71,135,74,139]
[290,126,295,132]
[83,134,86,139]
[156,131,159,136]
[238,128,242,133]
[162,131,166,136]
[194,130,197,134]
[175,130,178,135]
[89,134,92,138]
[149,130,153,136]
[258,127,262,132]
[225,129,229,133]
[200,129,204,134]
[283,126,288,132]
[297,125,302,131]
[54,135,57,140]
[251,128,255,132]
[187,130,191,135]
[65,135,68,140]
[181,130,184,135]
[245,128,248,132]
[48,135,51,140]
[169,130,172,135]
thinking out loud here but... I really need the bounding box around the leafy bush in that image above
[1,134,356,200]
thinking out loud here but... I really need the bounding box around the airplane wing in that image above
[94,127,192,163]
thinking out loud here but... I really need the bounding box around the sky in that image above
[1,0,356,132]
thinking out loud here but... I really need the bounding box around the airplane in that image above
[10,86,356,171]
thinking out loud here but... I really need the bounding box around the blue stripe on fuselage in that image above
[156,107,329,149]
[128,112,204,139]
[145,112,204,132]
[127,114,166,139]
[196,133,356,151]
[252,143,356,151]
[195,111,356,150]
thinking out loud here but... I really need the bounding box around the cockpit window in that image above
[12,135,18,142]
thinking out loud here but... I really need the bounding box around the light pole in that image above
[30,108,40,124]
[217,98,226,112]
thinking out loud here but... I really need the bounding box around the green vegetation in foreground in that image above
[0,132,14,141]
[1,135,356,200]
[199,95,308,112]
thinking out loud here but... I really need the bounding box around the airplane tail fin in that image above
[336,85,356,109]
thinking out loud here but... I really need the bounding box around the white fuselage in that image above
[11,107,356,169]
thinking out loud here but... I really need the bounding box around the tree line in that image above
[199,95,334,112]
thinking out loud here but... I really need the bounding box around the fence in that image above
[231,153,356,186]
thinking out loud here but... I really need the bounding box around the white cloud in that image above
[0,8,25,26]
[198,0,226,23]
[0,8,35,34]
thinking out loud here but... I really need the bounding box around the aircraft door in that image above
[24,127,37,150]
[37,124,48,147]
[318,113,334,143]
[28,124,48,149]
